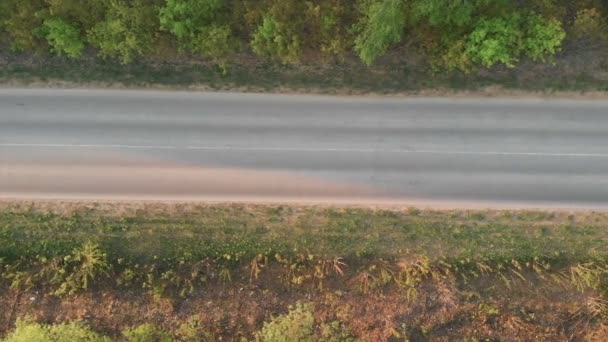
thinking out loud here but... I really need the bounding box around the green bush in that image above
[191,24,236,61]
[465,12,565,68]
[123,323,173,342]
[522,14,565,62]
[255,302,315,342]
[3,319,110,342]
[251,16,301,64]
[41,17,85,58]
[175,315,214,341]
[465,13,524,68]
[254,303,355,342]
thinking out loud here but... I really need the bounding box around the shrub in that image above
[465,13,524,68]
[319,321,355,342]
[254,303,355,341]
[2,319,48,342]
[251,16,301,64]
[175,315,214,341]
[3,318,110,342]
[123,323,173,342]
[191,24,236,61]
[314,2,353,59]
[522,14,565,62]
[255,302,315,342]
[55,241,110,296]
[571,8,608,45]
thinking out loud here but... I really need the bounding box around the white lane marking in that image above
[1,142,608,157]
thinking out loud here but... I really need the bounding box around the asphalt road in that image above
[2,88,608,208]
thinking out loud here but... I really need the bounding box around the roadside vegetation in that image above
[1,0,608,93]
[2,201,608,340]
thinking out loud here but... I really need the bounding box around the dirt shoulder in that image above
[3,75,608,100]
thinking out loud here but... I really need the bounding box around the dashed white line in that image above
[1,143,608,157]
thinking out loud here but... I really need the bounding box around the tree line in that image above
[1,0,607,71]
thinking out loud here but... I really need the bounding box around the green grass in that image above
[2,205,607,267]
[2,203,608,302]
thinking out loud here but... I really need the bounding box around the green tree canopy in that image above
[413,0,482,27]
[522,14,565,62]
[87,0,159,64]
[3,0,46,51]
[159,0,235,61]
[44,0,106,30]
[354,0,406,65]
[465,12,565,68]
[465,13,524,68]
[41,17,85,58]
[0,0,583,70]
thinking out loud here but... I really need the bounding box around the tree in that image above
[0,1,11,33]
[0,0,572,70]
[88,0,159,64]
[354,0,406,65]
[41,17,85,58]
[408,0,513,70]
[44,0,106,30]
[159,0,236,61]
[3,0,46,51]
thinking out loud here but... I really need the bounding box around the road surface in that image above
[2,88,608,208]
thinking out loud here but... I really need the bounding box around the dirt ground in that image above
[0,269,603,341]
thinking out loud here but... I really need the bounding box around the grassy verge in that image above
[2,50,608,95]
[1,202,608,340]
